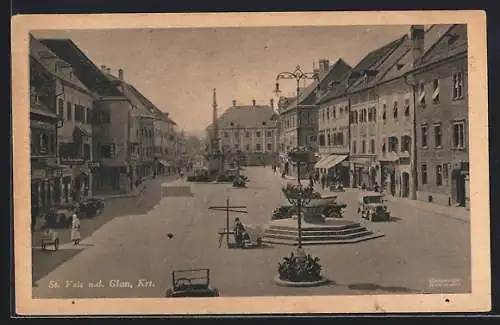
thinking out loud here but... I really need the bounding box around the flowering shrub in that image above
[277,251,322,282]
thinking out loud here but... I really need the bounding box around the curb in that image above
[273,275,329,287]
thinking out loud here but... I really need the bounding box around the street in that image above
[32,166,471,298]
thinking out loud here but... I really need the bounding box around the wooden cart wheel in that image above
[54,238,59,251]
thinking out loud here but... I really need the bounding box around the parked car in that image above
[78,197,105,218]
[44,206,74,229]
[357,192,390,222]
[165,269,219,297]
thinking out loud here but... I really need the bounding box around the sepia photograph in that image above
[12,11,489,315]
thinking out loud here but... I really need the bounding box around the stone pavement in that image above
[33,166,471,298]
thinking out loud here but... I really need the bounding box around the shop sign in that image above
[31,169,47,180]
[61,167,73,177]
[60,157,86,165]
[87,160,101,168]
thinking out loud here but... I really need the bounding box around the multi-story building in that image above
[347,36,408,189]
[41,39,137,195]
[314,71,352,187]
[278,59,352,178]
[29,42,64,220]
[411,24,469,207]
[212,99,280,167]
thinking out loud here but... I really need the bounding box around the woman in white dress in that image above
[71,213,81,246]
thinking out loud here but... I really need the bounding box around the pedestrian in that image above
[320,173,326,190]
[70,212,81,246]
[233,217,245,248]
[309,174,314,188]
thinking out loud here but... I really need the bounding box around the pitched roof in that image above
[39,38,123,97]
[214,105,278,129]
[348,35,410,93]
[30,35,91,94]
[282,58,352,112]
[316,36,405,104]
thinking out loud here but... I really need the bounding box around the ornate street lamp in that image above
[281,147,316,249]
[274,65,319,249]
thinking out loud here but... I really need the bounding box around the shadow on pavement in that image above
[346,282,417,293]
[32,248,84,284]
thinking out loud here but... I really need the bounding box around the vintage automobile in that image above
[271,203,296,220]
[78,197,105,218]
[357,192,390,222]
[165,269,220,297]
[44,205,74,228]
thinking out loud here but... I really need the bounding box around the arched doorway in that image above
[402,172,410,198]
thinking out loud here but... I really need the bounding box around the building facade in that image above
[278,59,352,178]
[29,50,64,221]
[412,24,469,207]
[214,100,280,167]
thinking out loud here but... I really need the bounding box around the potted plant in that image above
[276,250,325,284]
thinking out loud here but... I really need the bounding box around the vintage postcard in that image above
[12,11,490,315]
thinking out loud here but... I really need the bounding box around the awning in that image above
[158,160,171,167]
[323,155,348,170]
[314,155,332,169]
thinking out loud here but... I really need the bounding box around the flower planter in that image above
[274,275,329,287]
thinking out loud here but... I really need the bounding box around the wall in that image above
[318,95,350,155]
[414,55,468,205]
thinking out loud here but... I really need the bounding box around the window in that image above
[86,108,92,124]
[339,107,343,115]
[404,99,410,117]
[327,133,331,146]
[452,72,464,99]
[453,121,466,149]
[436,165,443,186]
[75,104,85,123]
[66,101,72,120]
[421,125,428,147]
[370,139,375,154]
[256,131,261,138]
[421,164,428,185]
[245,144,250,151]
[256,143,262,151]
[393,101,398,119]
[245,132,250,137]
[234,132,239,138]
[267,143,272,151]
[432,79,440,103]
[100,144,114,158]
[388,136,398,152]
[319,134,325,146]
[382,104,387,121]
[362,140,366,153]
[352,140,357,153]
[443,163,449,181]
[419,82,426,106]
[98,110,111,123]
[332,107,336,119]
[322,109,325,121]
[224,132,229,138]
[326,108,330,120]
[267,131,272,137]
[58,99,64,119]
[401,135,412,152]
[434,124,442,147]
[83,143,91,160]
[381,142,386,153]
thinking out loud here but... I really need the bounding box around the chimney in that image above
[100,65,107,73]
[312,60,319,76]
[411,25,425,66]
[270,98,274,108]
[232,100,236,106]
[252,99,256,106]
[106,67,111,75]
[319,59,330,76]
[118,68,124,81]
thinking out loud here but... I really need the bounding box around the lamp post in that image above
[274,66,319,249]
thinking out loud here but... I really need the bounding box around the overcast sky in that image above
[32,25,413,135]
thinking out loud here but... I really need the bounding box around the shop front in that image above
[31,160,63,218]
[350,157,374,188]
